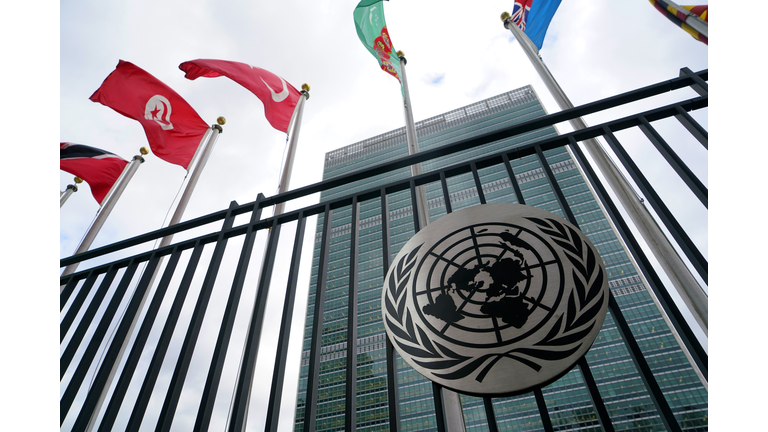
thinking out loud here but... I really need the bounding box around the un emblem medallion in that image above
[382,203,610,396]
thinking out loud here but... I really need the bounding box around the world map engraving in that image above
[413,223,563,350]
[422,230,534,329]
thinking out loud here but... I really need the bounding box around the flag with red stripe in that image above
[179,59,301,133]
[60,142,128,204]
[90,60,210,169]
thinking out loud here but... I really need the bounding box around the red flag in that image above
[89,60,209,169]
[179,59,301,133]
[60,142,129,204]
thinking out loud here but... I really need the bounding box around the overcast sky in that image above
[7,0,758,430]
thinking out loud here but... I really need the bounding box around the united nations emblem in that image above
[382,203,609,396]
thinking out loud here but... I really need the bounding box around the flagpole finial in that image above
[501,11,511,22]
[140,147,149,155]
[301,83,310,92]
[74,176,83,184]
[396,50,405,58]
[217,116,226,125]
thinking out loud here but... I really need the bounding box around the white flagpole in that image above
[157,119,224,249]
[80,119,225,432]
[228,84,309,432]
[60,176,83,208]
[61,148,148,278]
[500,13,708,334]
[274,84,310,216]
[397,51,431,230]
[398,51,468,432]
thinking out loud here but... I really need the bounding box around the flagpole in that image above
[61,148,148,278]
[77,119,225,432]
[60,176,83,208]
[227,85,309,432]
[500,13,708,337]
[157,119,224,249]
[653,0,708,39]
[398,51,468,432]
[274,84,310,216]
[397,51,430,230]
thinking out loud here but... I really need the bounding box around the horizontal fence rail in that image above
[61,69,707,432]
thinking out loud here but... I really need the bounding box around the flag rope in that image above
[275,134,290,195]
[86,173,187,391]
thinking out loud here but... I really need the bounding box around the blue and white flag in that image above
[511,0,562,49]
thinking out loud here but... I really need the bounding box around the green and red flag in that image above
[353,0,402,91]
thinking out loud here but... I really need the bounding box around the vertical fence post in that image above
[266,212,308,432]
[345,198,360,432]
[303,204,333,432]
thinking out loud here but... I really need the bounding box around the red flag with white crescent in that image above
[179,59,301,133]
[60,142,129,204]
[89,60,210,169]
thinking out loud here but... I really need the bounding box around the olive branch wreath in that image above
[383,217,607,384]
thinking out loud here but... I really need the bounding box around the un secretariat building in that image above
[293,86,707,431]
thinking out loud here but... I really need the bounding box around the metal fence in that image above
[60,68,707,432]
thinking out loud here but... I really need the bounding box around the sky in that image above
[6,0,760,430]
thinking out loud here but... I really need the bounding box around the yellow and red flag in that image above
[649,1,708,45]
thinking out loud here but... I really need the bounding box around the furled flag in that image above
[353,0,402,90]
[60,143,128,204]
[179,59,301,133]
[89,60,210,170]
[510,0,562,50]
[649,0,708,45]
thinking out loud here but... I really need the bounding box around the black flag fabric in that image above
[60,142,129,204]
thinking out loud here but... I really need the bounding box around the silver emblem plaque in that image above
[381,203,610,396]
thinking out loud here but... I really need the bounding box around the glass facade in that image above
[294,86,707,431]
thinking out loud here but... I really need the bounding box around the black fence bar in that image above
[60,265,117,373]
[196,195,266,432]
[381,190,401,432]
[60,260,139,378]
[470,162,486,205]
[302,204,333,432]
[567,136,708,379]
[680,67,707,96]
[410,179,423,231]
[638,116,708,208]
[483,397,499,432]
[97,246,183,432]
[601,126,708,284]
[60,277,81,310]
[501,153,526,204]
[439,171,453,214]
[386,339,401,431]
[61,270,101,342]
[345,198,360,432]
[533,388,554,432]
[155,201,239,432]
[432,383,447,432]
[605,297,684,432]
[66,253,161,429]
[536,148,682,431]
[535,145,576,223]
[674,105,708,149]
[229,217,282,432]
[125,241,206,432]
[576,357,616,432]
[267,212,309,432]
